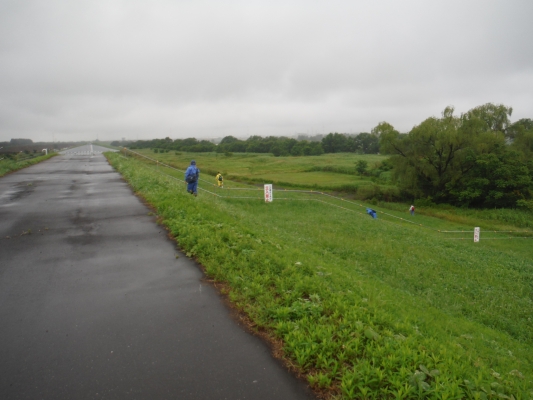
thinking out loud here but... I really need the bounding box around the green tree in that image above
[449,151,532,207]
[463,103,513,135]
[507,118,533,139]
[309,142,324,155]
[376,122,401,155]
[270,146,282,157]
[219,136,240,145]
[508,118,533,163]
[377,104,524,205]
[10,138,33,145]
[512,129,533,159]
[321,133,350,153]
[378,107,466,199]
[355,160,368,175]
[353,133,379,154]
[290,141,304,156]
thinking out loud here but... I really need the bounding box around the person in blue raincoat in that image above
[184,160,200,197]
[366,208,377,218]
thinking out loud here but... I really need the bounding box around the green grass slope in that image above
[130,149,396,198]
[107,152,532,399]
[0,153,57,177]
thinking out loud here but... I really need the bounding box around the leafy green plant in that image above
[356,160,368,175]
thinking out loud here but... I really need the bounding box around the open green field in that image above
[0,153,57,177]
[107,151,533,399]
[127,149,395,198]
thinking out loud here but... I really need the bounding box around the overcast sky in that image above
[1,0,532,142]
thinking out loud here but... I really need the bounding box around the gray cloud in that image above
[1,0,532,142]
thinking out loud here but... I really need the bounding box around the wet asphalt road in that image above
[0,147,315,400]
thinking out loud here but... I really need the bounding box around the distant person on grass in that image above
[409,205,415,216]
[215,172,224,188]
[185,160,200,197]
[366,208,377,219]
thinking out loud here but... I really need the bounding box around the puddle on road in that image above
[0,181,38,204]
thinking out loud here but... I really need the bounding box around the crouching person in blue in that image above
[185,160,200,197]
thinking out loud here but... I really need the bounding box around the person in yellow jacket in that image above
[215,172,224,188]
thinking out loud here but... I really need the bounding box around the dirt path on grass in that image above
[0,148,315,400]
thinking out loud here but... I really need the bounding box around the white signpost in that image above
[264,184,273,203]
[474,227,480,242]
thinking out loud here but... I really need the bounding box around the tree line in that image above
[378,103,533,208]
[119,102,532,208]
[0,139,86,154]
[123,132,380,156]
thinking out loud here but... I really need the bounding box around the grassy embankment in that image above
[0,153,57,177]
[129,148,533,229]
[131,149,397,200]
[107,151,532,399]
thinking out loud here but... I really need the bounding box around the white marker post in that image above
[264,184,273,203]
[474,227,480,242]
